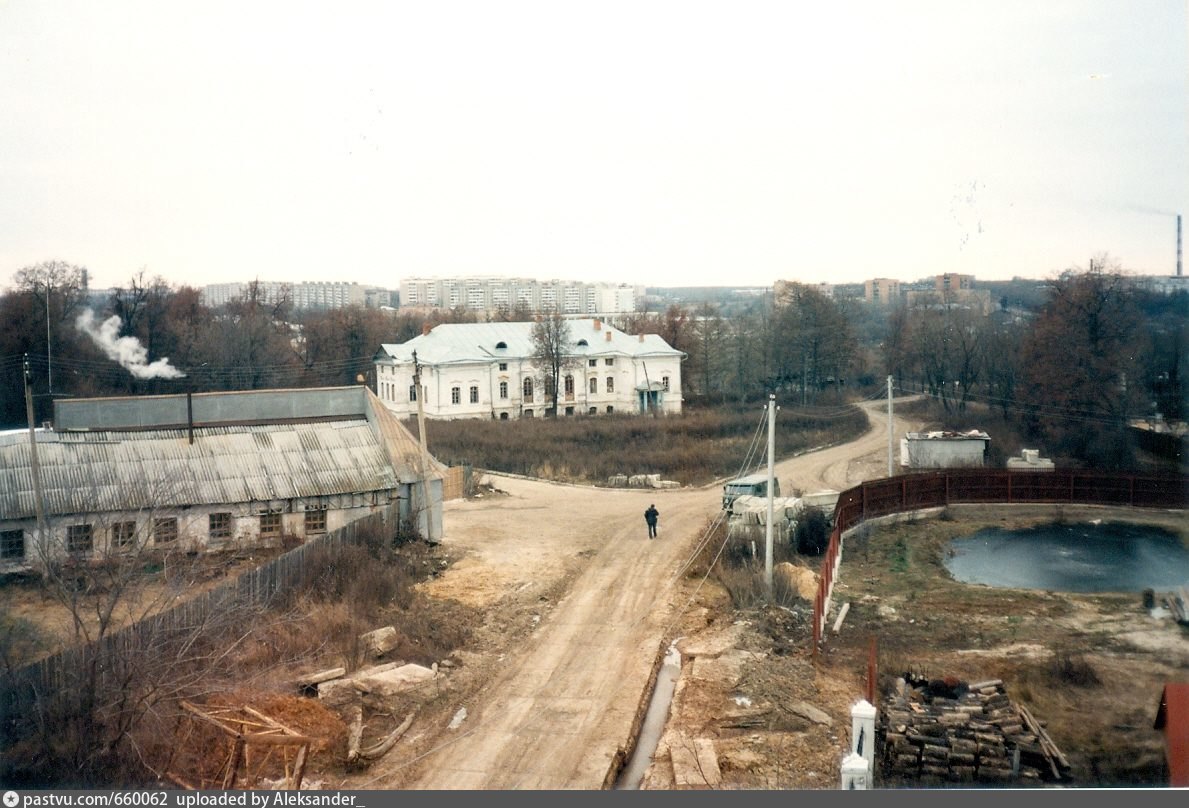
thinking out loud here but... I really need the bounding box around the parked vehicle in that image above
[722,473,780,512]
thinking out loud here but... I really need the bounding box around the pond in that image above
[943,521,1189,593]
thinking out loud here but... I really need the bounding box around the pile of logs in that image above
[880,676,1072,786]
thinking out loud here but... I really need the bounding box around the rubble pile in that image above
[879,675,1072,786]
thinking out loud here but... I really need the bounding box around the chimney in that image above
[605,330,612,342]
[593,319,601,331]
[1178,214,1183,277]
[422,323,431,336]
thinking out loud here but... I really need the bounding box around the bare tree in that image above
[529,309,577,417]
[689,302,731,402]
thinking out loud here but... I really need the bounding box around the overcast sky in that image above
[1,1,1186,293]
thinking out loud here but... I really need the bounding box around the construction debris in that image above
[879,674,1072,786]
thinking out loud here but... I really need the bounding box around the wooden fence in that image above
[441,465,471,501]
[1,505,398,716]
[811,470,1188,657]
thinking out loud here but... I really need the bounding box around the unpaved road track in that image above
[376,399,921,789]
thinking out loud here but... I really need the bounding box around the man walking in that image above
[644,504,659,539]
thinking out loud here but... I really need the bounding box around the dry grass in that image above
[414,403,868,486]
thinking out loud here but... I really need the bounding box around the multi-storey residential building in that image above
[906,274,992,313]
[201,281,389,310]
[935,273,975,294]
[864,278,902,306]
[374,319,684,420]
[397,276,644,315]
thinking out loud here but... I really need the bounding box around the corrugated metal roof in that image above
[0,421,397,520]
[0,387,443,522]
[377,319,683,365]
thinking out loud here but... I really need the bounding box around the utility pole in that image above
[45,284,52,395]
[411,351,431,537]
[765,393,776,597]
[887,375,894,477]
[24,354,49,567]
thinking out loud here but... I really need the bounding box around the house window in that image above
[524,409,534,418]
[662,376,670,391]
[499,381,508,399]
[451,386,461,405]
[470,385,479,404]
[409,385,418,402]
[305,505,328,534]
[523,378,534,402]
[606,405,614,413]
[589,377,597,394]
[67,524,94,555]
[498,362,508,371]
[154,517,178,544]
[111,521,137,550]
[209,512,233,540]
[605,358,615,366]
[606,377,614,393]
[499,411,509,420]
[260,512,282,537]
[565,406,575,416]
[564,375,574,399]
[0,529,23,560]
[588,407,597,415]
[588,359,597,368]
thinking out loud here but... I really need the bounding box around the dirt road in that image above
[359,398,922,789]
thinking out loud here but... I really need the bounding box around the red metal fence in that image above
[811,469,1188,657]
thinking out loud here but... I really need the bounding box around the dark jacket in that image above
[644,506,659,525]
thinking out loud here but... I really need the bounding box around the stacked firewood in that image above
[879,676,1072,786]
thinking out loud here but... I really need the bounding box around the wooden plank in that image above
[832,602,851,634]
[693,739,722,787]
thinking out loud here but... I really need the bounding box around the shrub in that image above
[794,506,831,555]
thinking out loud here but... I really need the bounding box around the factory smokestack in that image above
[1178,213,1183,277]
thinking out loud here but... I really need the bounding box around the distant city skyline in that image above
[2,2,1185,293]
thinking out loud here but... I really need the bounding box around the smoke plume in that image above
[75,308,186,379]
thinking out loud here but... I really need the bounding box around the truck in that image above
[722,472,780,513]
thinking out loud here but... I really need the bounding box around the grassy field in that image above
[412,402,869,486]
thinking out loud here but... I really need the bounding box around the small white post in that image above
[851,698,877,776]
[841,752,870,790]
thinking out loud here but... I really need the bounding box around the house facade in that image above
[374,319,685,420]
[0,386,445,573]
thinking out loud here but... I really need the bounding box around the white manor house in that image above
[374,319,685,420]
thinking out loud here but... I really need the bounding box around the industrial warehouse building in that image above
[0,386,444,572]
[374,319,685,420]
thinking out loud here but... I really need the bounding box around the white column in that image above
[851,698,877,776]
[841,752,870,790]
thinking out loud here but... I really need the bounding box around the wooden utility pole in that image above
[887,375,895,477]
[411,351,431,537]
[764,394,776,597]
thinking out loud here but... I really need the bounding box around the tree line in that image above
[2,255,1184,469]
